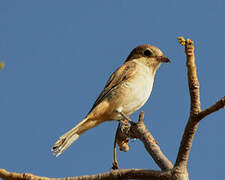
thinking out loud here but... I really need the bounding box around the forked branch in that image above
[197,97,225,121]
[174,37,224,175]
[113,111,173,171]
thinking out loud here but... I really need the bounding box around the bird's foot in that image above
[118,112,135,125]
[119,119,131,134]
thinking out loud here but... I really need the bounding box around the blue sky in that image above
[0,1,225,179]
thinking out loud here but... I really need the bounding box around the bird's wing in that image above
[88,61,137,113]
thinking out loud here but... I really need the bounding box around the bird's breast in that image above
[121,72,153,115]
[102,63,155,121]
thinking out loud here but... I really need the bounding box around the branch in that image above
[197,97,225,121]
[114,111,173,171]
[174,37,225,173]
[174,38,201,170]
[0,168,172,180]
[112,123,121,170]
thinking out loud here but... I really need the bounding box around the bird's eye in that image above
[144,49,152,57]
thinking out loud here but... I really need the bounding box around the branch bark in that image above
[197,97,225,121]
[174,38,201,172]
[0,168,172,180]
[174,38,224,176]
[114,111,173,171]
[129,112,173,170]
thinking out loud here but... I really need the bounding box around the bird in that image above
[52,44,170,157]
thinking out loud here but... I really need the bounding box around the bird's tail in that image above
[52,117,92,157]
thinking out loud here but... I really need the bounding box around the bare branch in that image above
[175,38,225,172]
[112,123,121,170]
[175,38,201,170]
[138,111,145,123]
[114,111,173,171]
[130,117,173,170]
[197,97,225,121]
[185,39,201,115]
[0,168,172,180]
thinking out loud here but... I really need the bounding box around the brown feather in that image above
[88,61,137,113]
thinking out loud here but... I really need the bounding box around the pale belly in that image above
[121,75,153,115]
[110,72,154,120]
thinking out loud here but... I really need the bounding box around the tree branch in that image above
[112,123,121,170]
[0,168,172,180]
[174,37,225,174]
[197,97,225,121]
[114,111,173,171]
[174,38,201,171]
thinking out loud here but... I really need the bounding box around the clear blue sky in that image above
[0,1,225,179]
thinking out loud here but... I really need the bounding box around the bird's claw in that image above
[119,119,131,135]
[119,112,135,125]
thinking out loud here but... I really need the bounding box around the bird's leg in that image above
[118,111,136,135]
[118,112,137,142]
[118,119,130,134]
[119,111,135,125]
[115,109,134,133]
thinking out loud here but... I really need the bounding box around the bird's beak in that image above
[156,55,171,63]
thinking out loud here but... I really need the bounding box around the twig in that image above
[138,111,145,123]
[129,113,173,171]
[112,124,120,170]
[197,97,225,121]
[113,111,173,171]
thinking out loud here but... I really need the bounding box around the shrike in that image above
[52,45,170,157]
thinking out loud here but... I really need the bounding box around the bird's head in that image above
[125,44,170,74]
